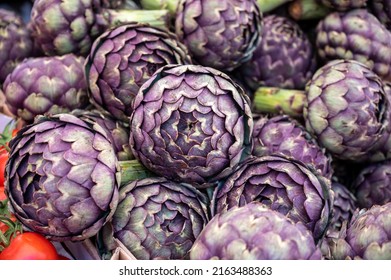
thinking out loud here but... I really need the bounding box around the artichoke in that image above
[129,64,253,187]
[316,9,391,81]
[238,15,316,91]
[85,22,192,122]
[71,109,133,161]
[190,202,322,260]
[212,155,333,241]
[371,0,391,30]
[351,160,391,209]
[29,0,169,56]
[327,203,391,260]
[304,60,390,162]
[316,0,367,11]
[101,177,209,260]
[175,0,262,71]
[4,114,120,241]
[0,9,34,83]
[252,114,332,179]
[3,54,89,123]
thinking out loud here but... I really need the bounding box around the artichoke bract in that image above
[3,54,89,123]
[175,0,262,71]
[371,0,391,30]
[129,64,253,187]
[316,9,391,81]
[316,0,367,11]
[238,15,316,91]
[212,155,333,241]
[101,177,209,260]
[86,23,192,122]
[71,109,133,161]
[30,0,169,56]
[0,9,34,83]
[4,114,120,241]
[351,160,391,209]
[190,202,322,260]
[304,60,390,162]
[329,203,391,260]
[252,114,332,179]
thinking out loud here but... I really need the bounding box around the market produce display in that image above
[0,0,390,260]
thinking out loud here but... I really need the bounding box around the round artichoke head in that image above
[212,154,334,241]
[238,15,317,91]
[175,0,262,71]
[190,202,322,260]
[5,114,120,241]
[252,114,332,179]
[86,22,192,122]
[129,64,253,187]
[0,8,34,83]
[304,59,390,162]
[3,54,89,123]
[101,177,209,260]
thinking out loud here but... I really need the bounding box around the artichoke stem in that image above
[119,160,156,186]
[257,0,294,13]
[102,9,170,30]
[288,0,331,21]
[252,87,306,118]
[139,0,179,16]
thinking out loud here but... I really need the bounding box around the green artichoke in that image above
[304,60,390,162]
[370,0,391,30]
[252,114,332,179]
[0,9,34,83]
[30,0,169,56]
[130,64,253,187]
[326,203,391,260]
[190,202,322,260]
[238,15,317,91]
[5,114,120,241]
[212,155,333,241]
[316,0,367,11]
[3,54,89,123]
[85,22,192,122]
[316,9,391,81]
[351,160,391,209]
[101,177,209,260]
[175,0,262,71]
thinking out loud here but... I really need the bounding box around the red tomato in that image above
[0,148,8,187]
[0,186,6,201]
[0,232,59,260]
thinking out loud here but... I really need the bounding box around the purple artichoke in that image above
[238,15,317,91]
[212,155,333,241]
[0,9,34,83]
[129,64,253,187]
[351,160,391,209]
[101,177,209,260]
[190,202,322,260]
[304,60,390,162]
[316,9,391,81]
[86,22,192,122]
[252,114,332,179]
[175,0,262,71]
[3,54,89,123]
[5,114,120,241]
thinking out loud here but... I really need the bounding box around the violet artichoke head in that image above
[175,0,262,71]
[304,60,390,162]
[190,202,322,260]
[4,114,120,241]
[252,114,332,179]
[86,22,192,122]
[130,64,253,187]
[101,177,209,260]
[3,54,89,123]
[238,15,316,91]
[212,155,333,241]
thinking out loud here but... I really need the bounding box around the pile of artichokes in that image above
[0,0,390,260]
